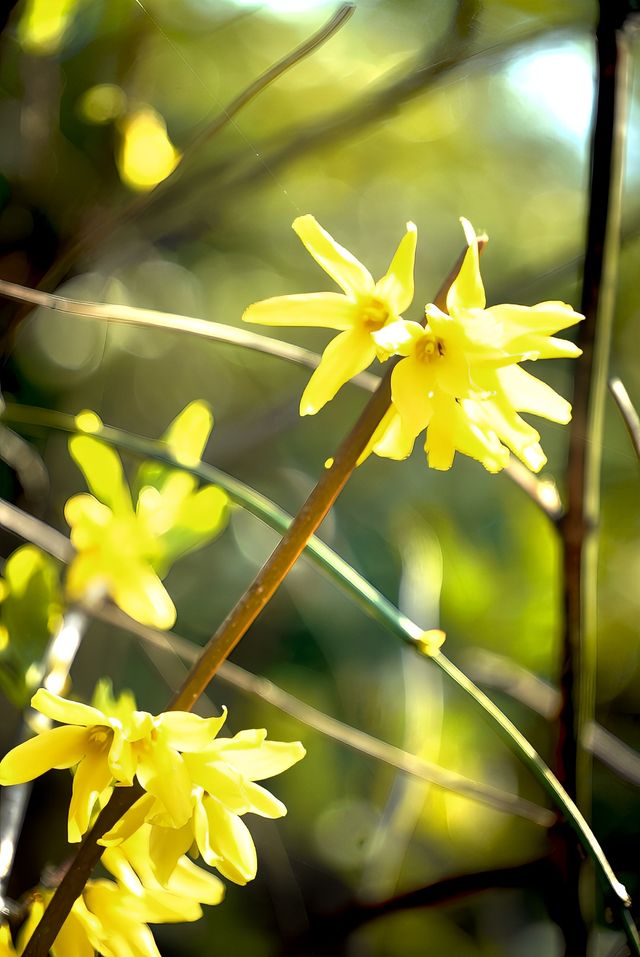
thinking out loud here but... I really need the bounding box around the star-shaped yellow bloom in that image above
[243,214,417,415]
[101,727,306,887]
[368,218,583,472]
[0,682,227,842]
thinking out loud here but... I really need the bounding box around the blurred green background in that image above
[0,0,639,954]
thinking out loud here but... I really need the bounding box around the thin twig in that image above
[610,377,640,459]
[0,277,378,392]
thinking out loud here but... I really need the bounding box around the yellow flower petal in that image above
[161,400,213,468]
[243,780,287,818]
[68,745,114,842]
[212,731,306,781]
[292,215,374,299]
[391,355,434,437]
[167,855,225,906]
[69,436,132,514]
[373,221,417,315]
[100,794,157,846]
[31,688,105,727]
[204,796,257,884]
[155,709,227,751]
[299,327,376,415]
[367,406,417,462]
[151,821,198,884]
[111,564,176,630]
[136,740,193,828]
[0,725,89,784]
[243,292,357,330]
[445,218,486,314]
[497,365,572,423]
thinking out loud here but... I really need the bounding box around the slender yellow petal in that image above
[446,218,486,314]
[243,292,357,330]
[214,732,306,780]
[368,406,417,461]
[156,708,227,751]
[100,794,157,846]
[184,758,248,813]
[243,780,287,818]
[68,746,114,842]
[161,400,213,467]
[299,328,376,415]
[69,436,132,514]
[486,301,583,338]
[292,215,374,298]
[167,855,225,905]
[374,221,417,314]
[424,394,457,470]
[497,365,572,423]
[204,796,257,884]
[111,564,176,630]
[0,725,89,784]
[152,821,201,885]
[31,688,106,727]
[136,740,193,827]
[391,356,434,437]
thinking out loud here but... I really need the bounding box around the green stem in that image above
[4,403,639,954]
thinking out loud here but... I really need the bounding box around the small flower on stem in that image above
[243,215,417,415]
[368,218,583,472]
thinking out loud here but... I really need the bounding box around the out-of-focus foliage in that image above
[0,0,639,954]
[0,545,62,707]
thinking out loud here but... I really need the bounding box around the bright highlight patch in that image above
[118,107,181,192]
[17,0,81,54]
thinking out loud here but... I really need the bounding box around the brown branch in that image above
[555,10,630,949]
[281,858,552,953]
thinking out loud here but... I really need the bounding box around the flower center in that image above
[361,297,389,331]
[415,333,445,363]
[88,727,112,749]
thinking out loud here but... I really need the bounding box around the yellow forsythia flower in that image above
[368,218,583,472]
[65,401,228,629]
[101,727,306,886]
[0,682,227,842]
[8,825,223,957]
[243,215,417,415]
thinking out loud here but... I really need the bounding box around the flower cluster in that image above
[0,683,305,889]
[243,216,583,473]
[65,401,228,629]
[1,826,224,957]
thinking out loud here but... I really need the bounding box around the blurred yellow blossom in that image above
[118,106,180,191]
[243,215,417,415]
[367,218,583,472]
[65,401,227,628]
